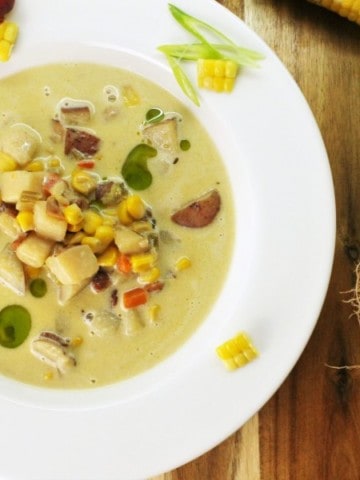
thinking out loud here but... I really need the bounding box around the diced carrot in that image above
[123,287,148,309]
[116,252,132,274]
[77,160,95,169]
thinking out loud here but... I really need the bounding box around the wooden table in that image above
[151,1,360,479]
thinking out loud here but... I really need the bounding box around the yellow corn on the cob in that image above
[198,59,238,93]
[0,22,19,62]
[308,0,360,24]
[216,332,259,370]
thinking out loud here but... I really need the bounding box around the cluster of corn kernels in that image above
[216,331,259,370]
[0,21,18,62]
[197,59,238,93]
[308,0,360,25]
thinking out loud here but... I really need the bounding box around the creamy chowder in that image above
[0,63,234,388]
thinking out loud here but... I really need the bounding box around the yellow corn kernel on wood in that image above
[216,332,259,370]
[308,0,360,24]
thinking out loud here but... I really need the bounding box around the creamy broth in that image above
[0,63,234,388]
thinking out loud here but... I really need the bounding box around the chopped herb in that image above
[121,144,157,190]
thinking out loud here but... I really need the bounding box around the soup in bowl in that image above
[0,45,237,395]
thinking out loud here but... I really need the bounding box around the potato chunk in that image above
[114,227,149,255]
[0,171,44,203]
[142,118,178,153]
[33,201,67,242]
[46,245,98,285]
[0,244,25,295]
[15,232,54,268]
[0,124,41,166]
[0,212,22,240]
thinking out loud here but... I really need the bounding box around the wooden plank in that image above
[150,1,360,478]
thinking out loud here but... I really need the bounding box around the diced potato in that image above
[15,232,54,268]
[46,245,98,285]
[114,227,149,255]
[0,124,41,166]
[33,201,67,242]
[0,170,44,203]
[0,212,22,239]
[57,280,88,305]
[142,118,178,153]
[0,243,25,295]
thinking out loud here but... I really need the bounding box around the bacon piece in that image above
[64,128,100,156]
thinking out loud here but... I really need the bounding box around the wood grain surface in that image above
[150,1,360,479]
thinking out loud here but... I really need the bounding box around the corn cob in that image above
[308,0,360,25]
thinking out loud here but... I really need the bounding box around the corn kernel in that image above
[139,266,161,284]
[0,151,18,172]
[122,85,140,106]
[97,245,119,267]
[198,59,238,93]
[63,203,84,226]
[126,195,146,220]
[26,160,44,172]
[216,332,259,371]
[131,252,156,272]
[71,336,83,347]
[95,224,114,244]
[149,304,160,322]
[67,230,86,245]
[16,211,34,232]
[83,210,103,234]
[3,22,19,43]
[71,169,97,195]
[117,199,133,225]
[67,221,84,233]
[175,256,191,271]
[43,371,54,381]
[81,236,104,254]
